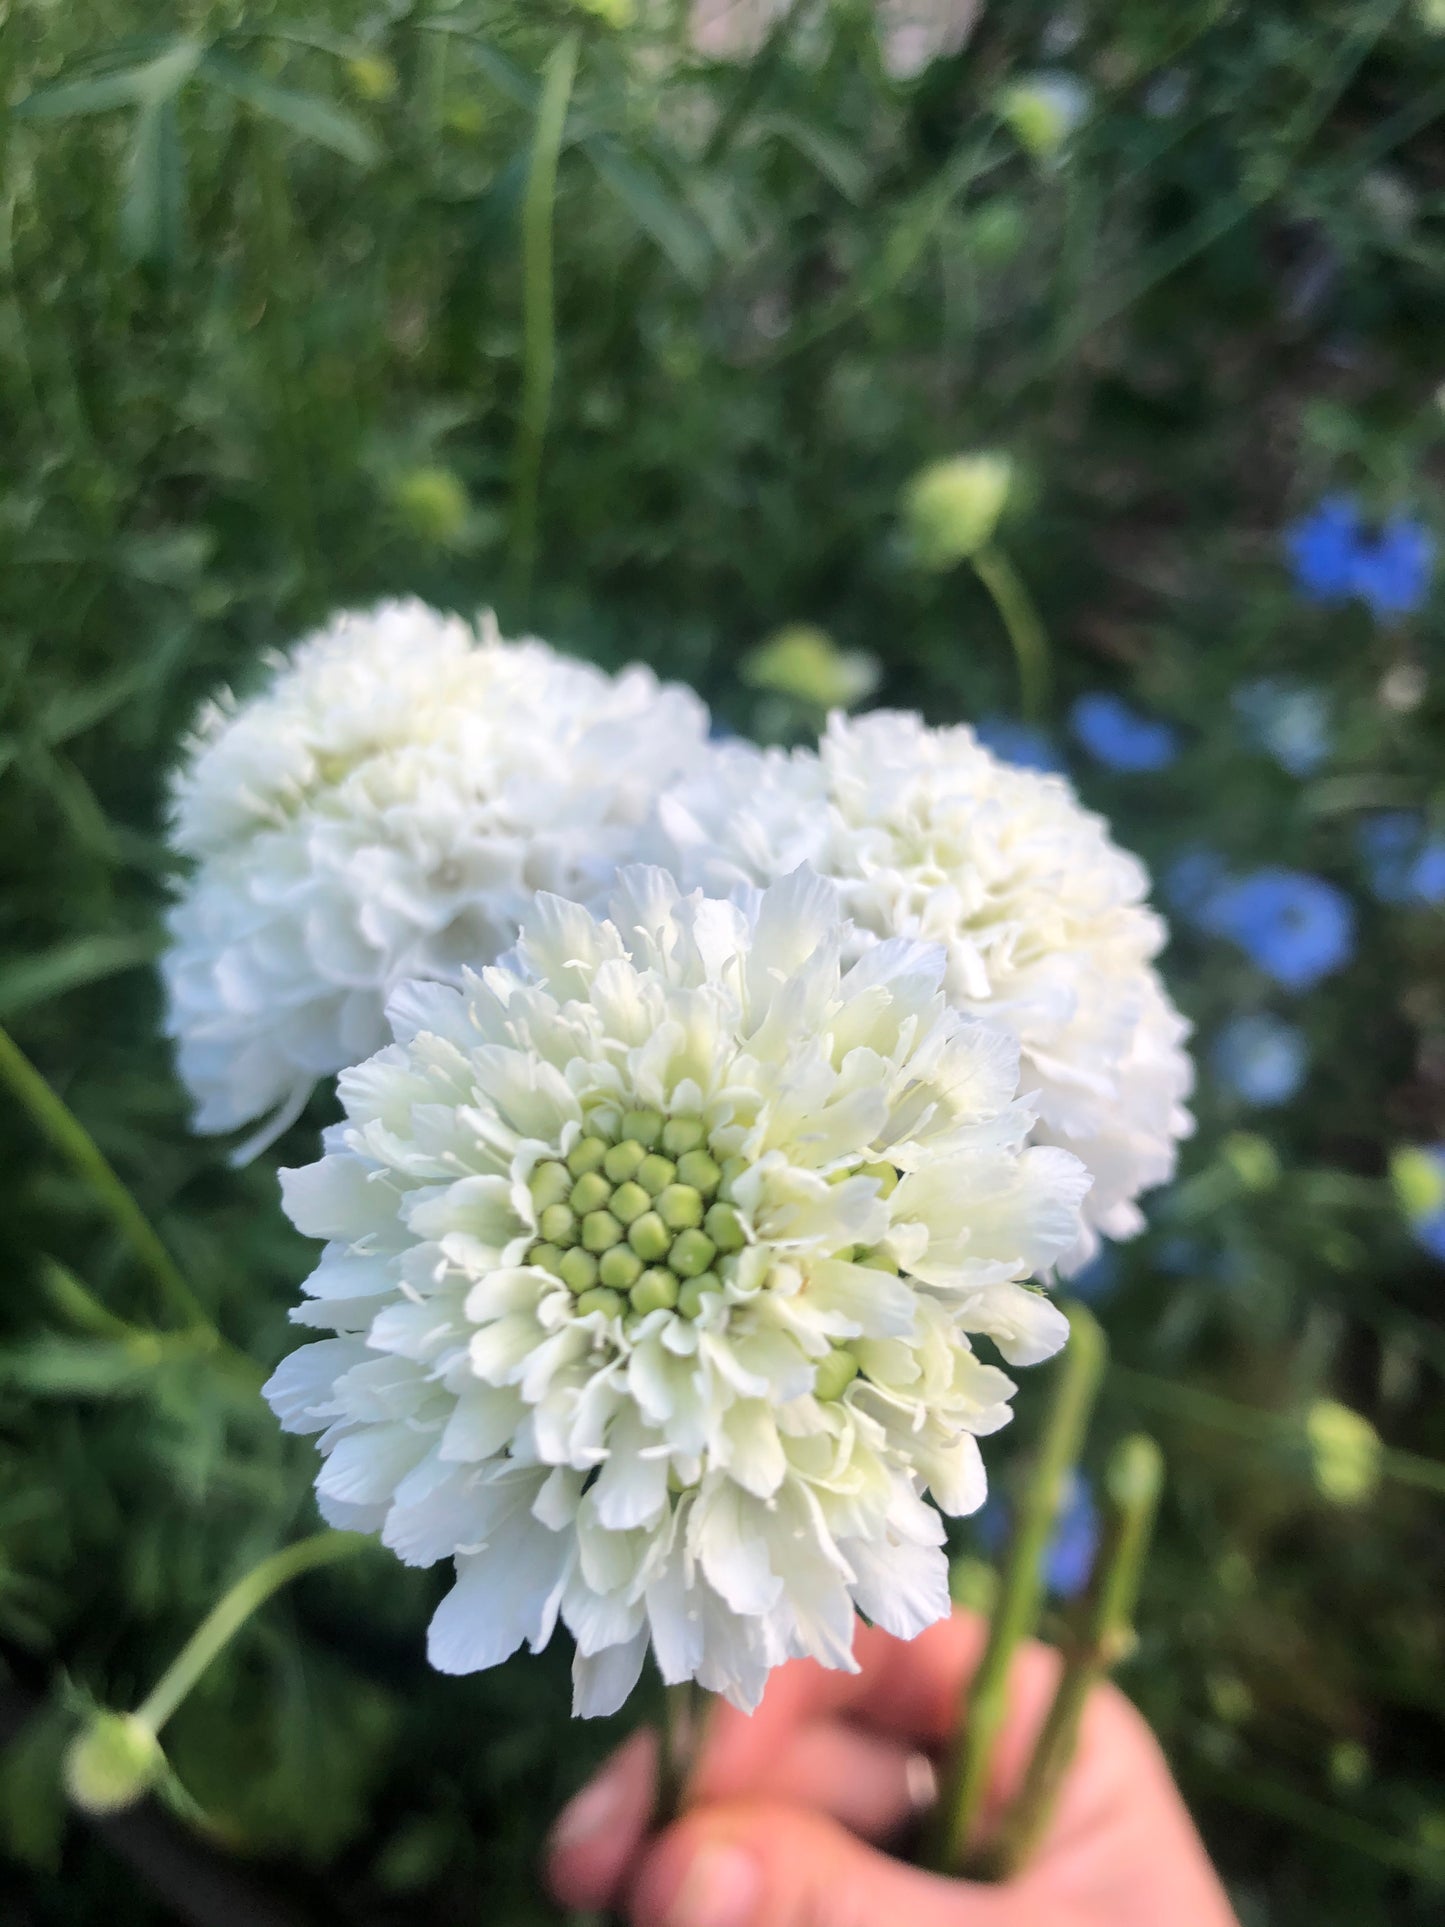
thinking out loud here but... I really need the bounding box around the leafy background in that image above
[3,3,1445,1923]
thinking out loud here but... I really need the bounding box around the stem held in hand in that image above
[927,1300,1106,1875]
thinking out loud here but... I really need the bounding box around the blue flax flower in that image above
[1070,693,1180,772]
[1408,839,1445,906]
[1232,678,1331,777]
[973,717,1061,773]
[976,1472,1100,1599]
[1067,1247,1119,1302]
[1165,846,1230,923]
[1201,868,1355,990]
[1211,1013,1308,1107]
[1356,813,1445,906]
[1285,495,1433,622]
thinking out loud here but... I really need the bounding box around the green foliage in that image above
[1,3,1444,1921]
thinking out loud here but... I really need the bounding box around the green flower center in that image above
[526,1109,748,1323]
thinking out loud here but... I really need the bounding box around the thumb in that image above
[627,1799,1028,1927]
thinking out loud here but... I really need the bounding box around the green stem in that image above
[655,1678,706,1830]
[0,1022,213,1336]
[987,1434,1164,1880]
[510,30,579,605]
[927,1301,1106,1875]
[136,1533,367,1734]
[972,545,1051,721]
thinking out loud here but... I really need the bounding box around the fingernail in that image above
[662,1843,761,1927]
[549,1766,630,1855]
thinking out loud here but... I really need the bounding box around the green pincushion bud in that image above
[813,1349,860,1401]
[636,1153,677,1196]
[539,1203,577,1246]
[598,1245,643,1291]
[627,1210,670,1262]
[567,1135,610,1178]
[575,1287,624,1319]
[529,1243,565,1277]
[530,1160,572,1210]
[630,1268,679,1314]
[661,1116,706,1156]
[704,1202,746,1252]
[902,454,1012,569]
[559,1247,599,1294]
[657,1184,704,1230]
[569,1171,613,1216]
[610,1180,652,1226]
[676,1149,722,1194]
[604,1139,648,1184]
[677,1272,722,1317]
[669,1228,716,1278]
[621,1108,664,1148]
[64,1712,164,1815]
[582,1210,624,1253]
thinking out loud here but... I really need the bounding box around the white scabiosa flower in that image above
[161,601,709,1150]
[264,868,1090,1715]
[652,712,1193,1268]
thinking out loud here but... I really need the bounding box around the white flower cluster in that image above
[651,710,1194,1269]
[162,601,708,1149]
[264,870,1090,1714]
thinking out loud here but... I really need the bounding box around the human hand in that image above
[545,1609,1238,1927]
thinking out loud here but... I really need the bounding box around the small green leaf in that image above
[585,140,712,287]
[119,93,186,267]
[200,53,379,166]
[13,37,201,121]
[0,1335,166,1398]
[760,112,871,204]
[0,934,158,1023]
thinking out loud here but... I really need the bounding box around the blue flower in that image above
[1165,846,1230,923]
[1211,1013,1308,1107]
[1070,693,1180,772]
[1353,517,1433,622]
[1286,496,1360,603]
[1408,839,1445,906]
[1285,495,1433,622]
[1356,813,1445,905]
[1154,1234,1209,1276]
[973,717,1061,773]
[1067,1247,1119,1302]
[1231,678,1331,777]
[975,1473,1099,1599]
[1200,868,1356,990]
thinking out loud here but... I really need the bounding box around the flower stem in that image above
[0,1022,213,1336]
[926,1300,1106,1876]
[656,1679,707,1831]
[136,1532,368,1734]
[510,30,579,607]
[985,1434,1164,1880]
[972,545,1051,722]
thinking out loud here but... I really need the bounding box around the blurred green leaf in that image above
[199,52,379,166]
[0,935,158,1022]
[14,38,200,120]
[584,140,712,286]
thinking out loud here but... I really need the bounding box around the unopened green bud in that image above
[610,1180,652,1226]
[347,52,397,101]
[854,1247,900,1274]
[567,1135,610,1178]
[741,625,880,711]
[677,1273,722,1318]
[530,1160,572,1210]
[599,1245,644,1291]
[657,1184,704,1231]
[1222,1131,1280,1193]
[661,1116,706,1156]
[676,1149,722,1194]
[64,1712,163,1815]
[717,1156,748,1200]
[539,1203,577,1246]
[528,1242,565,1277]
[1305,1399,1381,1507]
[630,1268,680,1315]
[570,1171,613,1216]
[704,1202,747,1253]
[604,1139,648,1184]
[559,1247,599,1294]
[628,1211,671,1262]
[997,72,1092,164]
[814,1349,860,1401]
[390,466,470,547]
[669,1228,717,1278]
[621,1108,664,1148]
[637,1153,677,1196]
[1391,1145,1445,1223]
[859,1160,899,1198]
[902,454,1012,569]
[575,1287,624,1318]
[582,1210,624,1253]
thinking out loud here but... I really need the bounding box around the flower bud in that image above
[610,1180,652,1226]
[539,1203,577,1246]
[630,1268,679,1315]
[559,1247,599,1294]
[1305,1399,1381,1507]
[621,1109,664,1149]
[637,1153,677,1196]
[575,1287,624,1319]
[1391,1145,1445,1223]
[997,73,1092,163]
[902,455,1012,569]
[669,1229,717,1278]
[389,467,471,548]
[64,1712,163,1815]
[603,1139,648,1184]
[530,1161,572,1211]
[582,1210,624,1253]
[599,1245,644,1291]
[676,1149,722,1194]
[567,1135,610,1178]
[704,1202,747,1252]
[661,1116,706,1156]
[677,1273,722,1318]
[741,626,880,711]
[627,1211,671,1263]
[569,1171,613,1216]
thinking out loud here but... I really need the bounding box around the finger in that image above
[546,1727,659,1913]
[628,1798,1030,1927]
[696,1715,936,1842]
